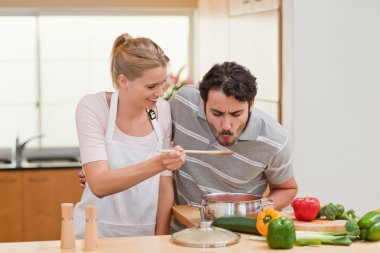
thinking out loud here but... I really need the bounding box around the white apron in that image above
[74,91,163,238]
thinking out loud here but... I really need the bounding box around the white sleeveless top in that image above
[74,91,168,238]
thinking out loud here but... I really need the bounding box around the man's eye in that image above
[212,113,222,117]
[231,113,242,117]
[147,85,155,89]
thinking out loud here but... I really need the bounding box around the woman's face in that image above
[121,66,167,109]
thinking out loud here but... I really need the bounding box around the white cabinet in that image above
[229,0,279,16]
[229,8,280,121]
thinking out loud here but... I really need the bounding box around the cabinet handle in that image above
[28,177,48,183]
[0,178,16,184]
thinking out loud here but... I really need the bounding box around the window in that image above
[0,15,191,148]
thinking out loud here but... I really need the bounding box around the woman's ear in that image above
[117,74,128,88]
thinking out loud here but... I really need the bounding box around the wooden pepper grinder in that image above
[84,205,98,251]
[60,203,76,249]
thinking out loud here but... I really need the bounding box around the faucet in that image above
[11,134,43,167]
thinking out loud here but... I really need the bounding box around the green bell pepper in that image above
[267,216,296,249]
[358,211,380,241]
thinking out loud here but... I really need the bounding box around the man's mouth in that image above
[220,135,233,142]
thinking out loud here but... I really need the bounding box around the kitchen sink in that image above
[26,156,80,163]
[0,147,81,169]
[0,159,11,164]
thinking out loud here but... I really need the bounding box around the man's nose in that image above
[221,116,232,130]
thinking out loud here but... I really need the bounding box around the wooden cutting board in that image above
[283,212,347,233]
[172,205,347,233]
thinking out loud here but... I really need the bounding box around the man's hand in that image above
[79,169,87,189]
[268,176,298,211]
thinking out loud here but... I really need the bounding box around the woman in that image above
[73,33,185,238]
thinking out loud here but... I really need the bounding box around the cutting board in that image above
[171,205,347,233]
[282,212,347,233]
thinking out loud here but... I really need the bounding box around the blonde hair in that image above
[110,33,169,89]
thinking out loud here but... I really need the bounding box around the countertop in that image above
[0,234,379,253]
[0,147,81,170]
[0,161,82,170]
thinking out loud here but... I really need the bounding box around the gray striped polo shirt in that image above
[170,86,293,206]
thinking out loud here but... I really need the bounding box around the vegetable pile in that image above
[211,197,380,250]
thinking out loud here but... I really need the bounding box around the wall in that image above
[283,0,380,214]
[0,0,197,9]
[195,0,281,121]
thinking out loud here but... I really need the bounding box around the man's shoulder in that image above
[175,85,199,99]
[170,85,200,109]
[251,108,289,144]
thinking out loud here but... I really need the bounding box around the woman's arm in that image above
[84,148,184,198]
[155,176,174,235]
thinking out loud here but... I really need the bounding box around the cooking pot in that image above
[197,193,274,220]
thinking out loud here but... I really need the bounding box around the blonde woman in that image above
[73,33,185,238]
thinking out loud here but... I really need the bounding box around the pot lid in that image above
[171,221,240,248]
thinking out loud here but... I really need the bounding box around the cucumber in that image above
[212,216,260,235]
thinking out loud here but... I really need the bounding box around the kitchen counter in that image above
[0,147,81,170]
[0,234,379,253]
[0,162,82,170]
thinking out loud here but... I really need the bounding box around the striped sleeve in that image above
[264,138,294,184]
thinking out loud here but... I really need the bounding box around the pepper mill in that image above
[84,205,98,251]
[60,203,76,249]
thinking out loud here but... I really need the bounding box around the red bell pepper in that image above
[292,197,320,222]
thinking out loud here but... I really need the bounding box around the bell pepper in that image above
[358,211,380,241]
[292,197,320,221]
[256,208,282,236]
[267,216,296,249]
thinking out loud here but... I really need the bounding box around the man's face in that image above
[204,89,251,147]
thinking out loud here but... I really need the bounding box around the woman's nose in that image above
[155,86,164,97]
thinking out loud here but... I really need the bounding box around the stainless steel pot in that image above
[199,193,274,220]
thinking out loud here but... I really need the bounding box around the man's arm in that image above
[267,176,298,211]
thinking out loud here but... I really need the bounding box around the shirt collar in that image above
[238,109,261,141]
[197,99,260,141]
[197,99,206,120]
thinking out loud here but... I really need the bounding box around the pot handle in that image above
[188,201,207,222]
[260,198,274,211]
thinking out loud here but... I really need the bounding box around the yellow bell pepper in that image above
[377,208,380,212]
[256,208,282,236]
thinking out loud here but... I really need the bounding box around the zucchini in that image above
[212,216,260,235]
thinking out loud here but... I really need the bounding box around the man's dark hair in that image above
[199,62,258,104]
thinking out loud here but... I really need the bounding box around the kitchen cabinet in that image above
[0,168,82,242]
[229,0,279,16]
[0,172,23,242]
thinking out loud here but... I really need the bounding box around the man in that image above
[80,61,297,230]
[169,62,297,213]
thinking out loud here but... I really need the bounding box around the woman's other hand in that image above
[78,169,87,189]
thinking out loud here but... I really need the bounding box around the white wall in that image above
[193,0,230,81]
[283,0,380,215]
[195,0,281,121]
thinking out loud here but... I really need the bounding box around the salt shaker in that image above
[84,205,98,251]
[60,203,76,249]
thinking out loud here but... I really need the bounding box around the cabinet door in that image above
[0,171,23,242]
[23,169,82,241]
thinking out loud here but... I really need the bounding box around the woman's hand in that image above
[78,146,185,190]
[158,145,186,171]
